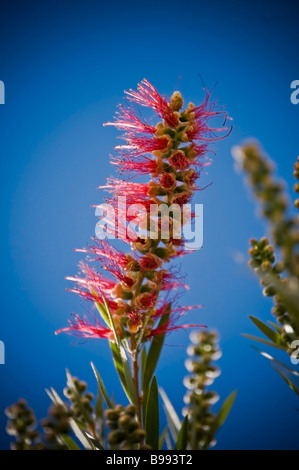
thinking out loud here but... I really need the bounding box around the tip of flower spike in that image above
[231,145,245,163]
[170,91,184,111]
[64,81,232,345]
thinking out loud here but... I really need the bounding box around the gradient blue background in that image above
[0,0,298,450]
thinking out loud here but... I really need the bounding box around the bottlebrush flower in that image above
[98,178,152,201]
[168,150,190,171]
[110,154,163,178]
[75,239,129,269]
[57,79,230,345]
[116,134,172,157]
[139,253,162,271]
[125,78,180,127]
[104,104,156,135]
[56,314,112,339]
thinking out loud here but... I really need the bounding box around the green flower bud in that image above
[129,429,146,443]
[118,414,131,429]
[273,261,284,273]
[105,409,119,421]
[128,421,139,433]
[85,392,94,401]
[261,260,272,271]
[170,91,184,111]
[56,418,69,434]
[248,259,260,269]
[108,430,126,445]
[263,285,276,297]
[259,237,269,248]
[140,444,152,450]
[125,404,136,417]
[78,381,87,393]
[272,303,287,316]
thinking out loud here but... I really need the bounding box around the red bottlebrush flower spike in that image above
[125,78,179,127]
[57,79,230,345]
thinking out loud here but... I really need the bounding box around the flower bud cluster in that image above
[105,404,148,450]
[183,330,221,450]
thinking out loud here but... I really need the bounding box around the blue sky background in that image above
[0,0,298,450]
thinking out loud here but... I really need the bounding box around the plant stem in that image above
[131,338,142,425]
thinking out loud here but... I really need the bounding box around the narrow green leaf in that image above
[135,307,155,350]
[102,296,119,342]
[159,388,180,442]
[165,431,172,451]
[273,366,299,396]
[95,385,105,443]
[118,343,137,406]
[102,296,137,406]
[249,315,281,345]
[110,341,128,396]
[143,305,171,388]
[175,415,189,450]
[242,334,285,350]
[142,305,171,415]
[111,393,115,407]
[69,425,94,450]
[85,432,105,450]
[47,387,65,406]
[94,299,109,326]
[252,347,299,376]
[91,362,113,408]
[145,377,159,450]
[95,385,103,421]
[59,434,81,450]
[267,321,282,333]
[45,388,56,404]
[215,390,237,428]
[141,346,147,388]
[158,425,168,450]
